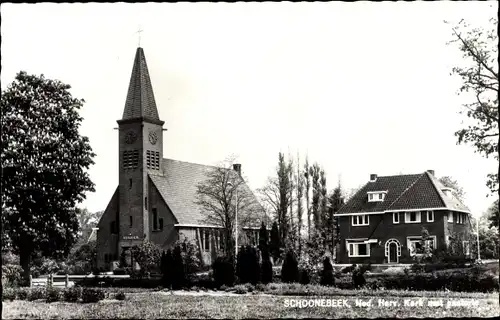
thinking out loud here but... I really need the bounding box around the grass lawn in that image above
[3,291,499,319]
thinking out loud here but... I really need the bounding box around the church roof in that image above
[121,47,161,122]
[149,158,266,228]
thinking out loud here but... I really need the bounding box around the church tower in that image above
[116,47,164,248]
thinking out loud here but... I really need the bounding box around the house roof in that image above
[121,47,161,121]
[337,171,470,214]
[149,158,266,228]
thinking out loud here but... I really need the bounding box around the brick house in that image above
[334,170,472,264]
[96,47,266,270]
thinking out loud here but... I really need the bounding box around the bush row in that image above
[1,286,122,303]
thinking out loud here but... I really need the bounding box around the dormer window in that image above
[441,187,454,197]
[367,191,387,202]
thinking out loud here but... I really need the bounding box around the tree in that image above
[257,152,293,248]
[130,240,162,276]
[319,169,328,241]
[486,199,499,228]
[172,245,185,289]
[258,222,269,253]
[195,155,264,260]
[328,184,344,259]
[76,208,103,235]
[447,17,499,195]
[304,157,311,240]
[269,221,281,262]
[281,249,299,283]
[438,176,466,202]
[310,163,321,230]
[1,71,95,285]
[160,249,175,289]
[295,153,305,256]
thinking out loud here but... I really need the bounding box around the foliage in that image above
[261,249,273,284]
[17,288,29,300]
[352,264,368,288]
[303,157,312,240]
[115,291,126,301]
[213,256,235,288]
[269,221,281,262]
[66,240,97,275]
[130,240,162,276]
[447,17,499,194]
[175,237,202,276]
[486,199,499,228]
[327,185,343,257]
[172,245,186,289]
[310,163,321,230]
[160,249,175,289]
[295,154,305,255]
[63,287,81,302]
[236,245,260,285]
[2,287,16,301]
[2,264,23,287]
[1,71,96,284]
[320,257,335,286]
[258,222,269,253]
[81,288,105,303]
[46,287,61,303]
[195,155,264,260]
[75,208,102,243]
[27,287,46,301]
[299,269,311,285]
[438,176,466,202]
[303,229,329,272]
[281,250,300,283]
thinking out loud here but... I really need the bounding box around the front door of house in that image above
[388,243,398,263]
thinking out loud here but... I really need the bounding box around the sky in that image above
[1,2,498,217]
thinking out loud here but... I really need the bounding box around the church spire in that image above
[121,47,161,122]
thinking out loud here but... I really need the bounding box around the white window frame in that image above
[462,241,470,255]
[367,191,387,202]
[393,212,400,224]
[347,241,371,257]
[448,212,453,223]
[351,215,369,226]
[405,211,421,224]
[426,210,434,223]
[407,236,437,256]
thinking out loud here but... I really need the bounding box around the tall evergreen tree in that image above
[320,169,328,237]
[269,221,281,262]
[310,163,321,231]
[304,157,311,240]
[328,184,344,260]
[258,222,269,253]
[295,153,304,256]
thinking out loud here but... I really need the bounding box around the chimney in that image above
[427,169,435,176]
[233,163,242,176]
[369,174,377,182]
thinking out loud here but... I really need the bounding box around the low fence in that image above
[30,274,130,288]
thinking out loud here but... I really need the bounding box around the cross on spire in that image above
[136,27,144,47]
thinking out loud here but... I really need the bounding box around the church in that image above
[96,47,266,270]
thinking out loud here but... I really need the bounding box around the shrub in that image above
[28,287,46,301]
[281,250,299,283]
[2,264,23,287]
[130,240,162,277]
[81,288,105,303]
[172,245,186,290]
[352,265,367,288]
[2,287,16,301]
[320,257,335,286]
[299,268,311,285]
[113,268,131,275]
[17,287,29,300]
[255,283,267,291]
[160,249,175,289]
[261,250,273,284]
[237,246,260,285]
[46,287,61,303]
[115,291,126,301]
[411,263,425,273]
[63,286,81,302]
[341,265,356,273]
[213,256,235,288]
[177,237,202,276]
[233,284,248,294]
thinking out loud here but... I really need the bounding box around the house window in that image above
[351,215,369,226]
[204,230,210,252]
[448,212,453,223]
[159,218,163,231]
[407,236,436,256]
[393,212,400,224]
[129,216,133,228]
[427,211,434,222]
[405,211,421,223]
[369,194,374,201]
[145,197,147,210]
[367,191,386,202]
[463,241,470,255]
[347,241,371,257]
[152,208,158,231]
[453,212,458,223]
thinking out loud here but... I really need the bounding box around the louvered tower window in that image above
[146,150,160,170]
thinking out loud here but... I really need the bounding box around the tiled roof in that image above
[122,47,160,121]
[149,158,266,228]
[337,172,470,214]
